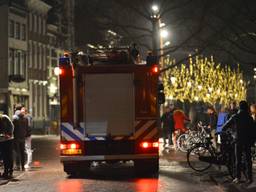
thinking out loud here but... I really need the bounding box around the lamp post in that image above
[151,5,160,56]
[159,28,169,67]
[151,5,169,67]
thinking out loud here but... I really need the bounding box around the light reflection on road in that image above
[56,178,159,192]
[57,180,83,192]
[134,178,159,192]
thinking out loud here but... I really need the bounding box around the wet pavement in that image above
[0,136,255,192]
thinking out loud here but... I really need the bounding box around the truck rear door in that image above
[84,73,135,137]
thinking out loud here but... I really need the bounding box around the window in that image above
[29,13,32,31]
[15,22,20,39]
[9,20,14,38]
[36,15,39,34]
[39,45,42,69]
[21,24,26,40]
[32,43,35,68]
[42,47,45,70]
[36,45,40,69]
[38,16,41,34]
[28,42,30,68]
[23,51,27,78]
[17,51,21,75]
[20,51,26,76]
[31,14,34,32]
[20,51,24,76]
[9,48,15,74]
[33,14,37,32]
[14,50,19,74]
[41,18,45,35]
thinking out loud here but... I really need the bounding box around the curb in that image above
[0,171,25,186]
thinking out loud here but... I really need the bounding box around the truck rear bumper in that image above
[61,153,158,162]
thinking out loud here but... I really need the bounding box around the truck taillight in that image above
[152,65,159,73]
[60,142,82,155]
[140,141,159,149]
[54,67,64,76]
[60,143,67,150]
[70,143,79,149]
[141,142,150,149]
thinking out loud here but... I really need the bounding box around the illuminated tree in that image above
[162,55,246,105]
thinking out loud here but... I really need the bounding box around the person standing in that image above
[228,101,238,118]
[216,106,229,144]
[22,107,32,169]
[0,113,14,179]
[206,106,218,148]
[13,109,29,171]
[250,104,256,122]
[173,108,190,150]
[223,101,254,184]
[250,104,256,146]
[161,105,175,147]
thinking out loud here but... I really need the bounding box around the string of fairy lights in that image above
[162,55,247,105]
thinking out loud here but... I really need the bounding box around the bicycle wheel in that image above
[187,144,213,172]
[177,133,189,152]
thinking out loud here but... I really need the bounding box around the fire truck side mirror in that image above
[158,83,165,104]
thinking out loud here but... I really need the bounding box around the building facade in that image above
[27,0,51,131]
[0,0,74,133]
[0,1,28,115]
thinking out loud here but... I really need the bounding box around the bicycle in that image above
[177,122,210,152]
[187,131,237,178]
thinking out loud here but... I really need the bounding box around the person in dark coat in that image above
[13,110,29,171]
[161,105,175,147]
[223,100,254,184]
[0,114,14,179]
[228,101,238,118]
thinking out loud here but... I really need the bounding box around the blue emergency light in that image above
[59,57,71,66]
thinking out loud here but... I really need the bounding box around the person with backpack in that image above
[0,113,14,179]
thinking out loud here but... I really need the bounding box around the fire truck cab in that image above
[58,50,161,176]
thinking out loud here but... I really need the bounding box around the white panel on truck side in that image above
[84,73,135,136]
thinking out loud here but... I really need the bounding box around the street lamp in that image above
[164,41,170,47]
[151,4,159,13]
[160,29,169,38]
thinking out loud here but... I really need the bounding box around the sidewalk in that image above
[0,170,25,185]
[211,162,256,192]
[159,140,256,192]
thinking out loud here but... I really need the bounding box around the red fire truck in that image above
[58,51,161,176]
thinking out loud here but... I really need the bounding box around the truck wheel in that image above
[134,159,159,175]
